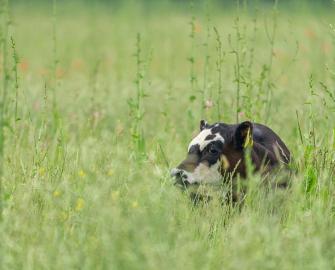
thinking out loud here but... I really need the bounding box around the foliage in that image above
[1,1,335,269]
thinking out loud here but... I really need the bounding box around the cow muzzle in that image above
[170,168,191,187]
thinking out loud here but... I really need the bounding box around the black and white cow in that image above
[171,120,291,189]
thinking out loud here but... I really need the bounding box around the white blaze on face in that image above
[183,127,225,184]
[185,161,222,185]
[188,128,225,152]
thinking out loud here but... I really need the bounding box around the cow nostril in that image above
[170,168,180,177]
[171,169,191,187]
[177,171,188,181]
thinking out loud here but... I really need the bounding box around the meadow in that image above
[1,1,335,269]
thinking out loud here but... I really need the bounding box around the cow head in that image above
[171,120,253,188]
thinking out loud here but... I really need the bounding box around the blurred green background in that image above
[1,0,335,269]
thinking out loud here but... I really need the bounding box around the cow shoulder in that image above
[252,123,290,163]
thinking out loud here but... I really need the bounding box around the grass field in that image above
[1,1,335,269]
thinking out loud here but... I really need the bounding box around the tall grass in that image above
[0,1,335,269]
[128,33,148,159]
[0,0,9,221]
[213,26,224,120]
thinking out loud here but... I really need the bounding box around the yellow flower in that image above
[78,170,86,178]
[53,190,61,197]
[107,169,114,176]
[111,190,120,201]
[39,167,46,176]
[75,198,85,211]
[132,201,138,208]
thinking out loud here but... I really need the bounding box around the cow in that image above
[171,120,291,202]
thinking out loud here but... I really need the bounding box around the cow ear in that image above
[200,120,208,131]
[234,121,253,150]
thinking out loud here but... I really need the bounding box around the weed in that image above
[0,1,334,269]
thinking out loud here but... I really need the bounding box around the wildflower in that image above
[71,59,84,71]
[132,201,138,208]
[111,190,120,201]
[78,170,86,178]
[195,21,202,33]
[38,167,46,176]
[75,198,85,211]
[107,169,114,176]
[238,111,245,118]
[53,190,61,197]
[56,67,65,79]
[19,59,29,72]
[205,100,214,109]
[304,28,316,39]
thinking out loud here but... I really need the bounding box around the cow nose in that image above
[171,168,181,177]
[171,168,190,184]
[171,168,186,178]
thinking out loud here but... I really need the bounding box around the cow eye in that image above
[209,147,219,155]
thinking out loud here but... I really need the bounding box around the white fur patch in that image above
[185,161,222,184]
[188,128,225,152]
